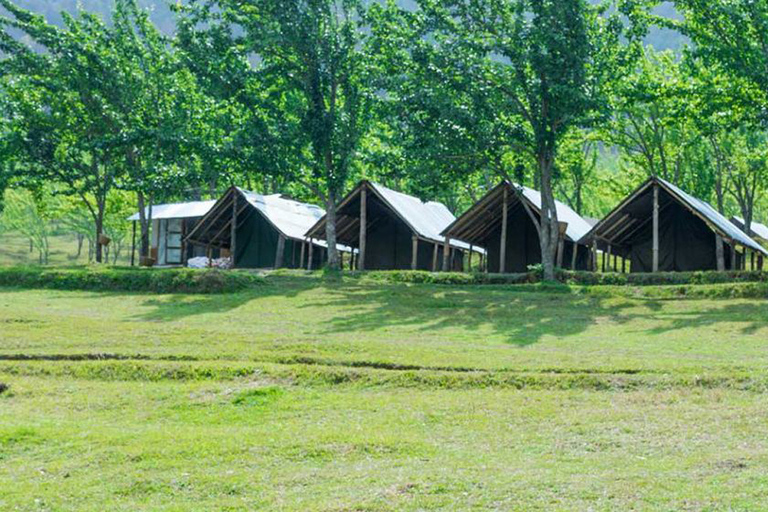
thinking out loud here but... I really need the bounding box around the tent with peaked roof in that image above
[186,187,347,269]
[580,177,768,272]
[731,217,768,244]
[128,200,216,266]
[441,181,593,273]
[305,180,473,271]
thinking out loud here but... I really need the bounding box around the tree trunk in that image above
[538,150,560,282]
[94,209,104,264]
[137,191,152,260]
[324,191,341,270]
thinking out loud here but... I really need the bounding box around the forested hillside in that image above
[6,0,685,50]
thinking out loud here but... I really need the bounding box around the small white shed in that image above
[128,200,216,266]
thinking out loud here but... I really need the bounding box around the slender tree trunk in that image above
[137,191,152,260]
[95,210,104,264]
[76,234,84,258]
[538,149,560,282]
[324,190,341,270]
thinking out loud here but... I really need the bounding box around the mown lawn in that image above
[2,275,768,510]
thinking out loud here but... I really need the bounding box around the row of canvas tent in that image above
[129,176,768,273]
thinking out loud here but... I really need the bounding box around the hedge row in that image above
[0,266,265,294]
[0,266,766,294]
[358,269,768,287]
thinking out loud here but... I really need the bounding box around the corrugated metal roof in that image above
[238,188,326,242]
[518,185,593,243]
[370,183,472,250]
[659,178,768,255]
[733,217,768,241]
[128,200,216,221]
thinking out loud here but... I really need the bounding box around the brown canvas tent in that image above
[580,177,768,272]
[185,187,346,269]
[441,181,593,273]
[305,180,474,271]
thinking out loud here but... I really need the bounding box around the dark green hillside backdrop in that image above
[4,0,685,51]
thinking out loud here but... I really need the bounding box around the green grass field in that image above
[2,275,768,510]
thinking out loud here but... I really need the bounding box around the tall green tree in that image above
[108,0,205,261]
[671,0,768,232]
[0,0,202,262]
[374,0,642,279]
[0,0,126,262]
[177,0,379,270]
[673,0,768,113]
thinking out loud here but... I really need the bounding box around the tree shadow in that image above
[292,282,647,347]
[66,275,768,348]
[641,301,768,337]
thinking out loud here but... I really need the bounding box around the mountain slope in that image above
[4,0,685,51]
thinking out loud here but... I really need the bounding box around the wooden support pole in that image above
[300,240,306,269]
[130,221,137,267]
[622,255,627,274]
[556,238,565,269]
[432,243,439,271]
[571,244,578,271]
[480,252,486,273]
[442,236,451,272]
[308,239,314,271]
[230,193,238,268]
[652,183,660,273]
[275,234,285,269]
[358,187,367,271]
[730,243,737,271]
[592,241,598,272]
[601,247,606,273]
[751,251,756,271]
[468,245,474,272]
[411,235,419,271]
[613,253,618,273]
[716,234,725,271]
[499,187,509,274]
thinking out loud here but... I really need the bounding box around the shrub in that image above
[356,268,768,287]
[0,266,265,294]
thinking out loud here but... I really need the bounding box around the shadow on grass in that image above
[123,276,667,347]
[16,273,763,347]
